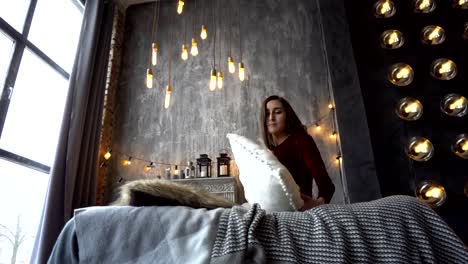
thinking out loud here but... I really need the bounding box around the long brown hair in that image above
[260,95,305,149]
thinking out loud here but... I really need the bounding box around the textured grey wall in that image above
[108,0,378,204]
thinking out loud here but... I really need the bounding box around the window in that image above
[0,1,84,263]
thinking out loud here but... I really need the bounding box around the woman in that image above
[260,95,335,210]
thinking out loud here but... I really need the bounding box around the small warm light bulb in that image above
[425,186,442,199]
[330,131,337,139]
[462,141,468,151]
[374,0,396,18]
[200,25,207,40]
[381,1,391,14]
[121,157,132,166]
[165,85,172,109]
[228,56,235,73]
[416,180,446,208]
[428,28,440,40]
[210,68,217,91]
[438,62,453,74]
[431,59,457,80]
[190,38,198,56]
[449,98,465,110]
[441,94,467,117]
[388,32,399,44]
[315,123,321,131]
[452,134,468,159]
[174,165,179,176]
[104,151,112,160]
[415,0,435,13]
[335,155,342,163]
[239,62,245,81]
[177,0,184,14]
[414,141,429,154]
[181,44,188,61]
[146,68,153,88]
[396,68,410,79]
[152,42,158,66]
[404,102,419,113]
[217,71,223,89]
[455,0,468,9]
[144,162,154,172]
[328,103,334,109]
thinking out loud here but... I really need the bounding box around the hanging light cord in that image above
[238,0,242,61]
[155,0,161,40]
[193,0,197,37]
[212,0,216,68]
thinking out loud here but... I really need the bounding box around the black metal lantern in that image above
[196,154,211,177]
[217,153,231,177]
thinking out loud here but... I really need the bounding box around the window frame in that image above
[0,0,83,173]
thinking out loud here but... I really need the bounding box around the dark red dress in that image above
[272,130,335,203]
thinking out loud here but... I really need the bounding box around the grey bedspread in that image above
[211,195,468,263]
[49,195,468,263]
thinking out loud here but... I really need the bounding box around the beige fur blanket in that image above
[112,179,235,209]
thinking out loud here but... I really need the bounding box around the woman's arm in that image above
[301,134,335,203]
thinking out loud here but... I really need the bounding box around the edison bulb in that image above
[190,38,199,56]
[217,71,223,89]
[239,62,245,81]
[121,158,132,166]
[164,85,172,109]
[440,94,467,117]
[414,0,436,13]
[228,56,235,73]
[388,63,414,86]
[314,123,321,132]
[421,25,445,45]
[104,151,112,160]
[374,0,396,18]
[406,137,434,161]
[210,68,217,91]
[200,25,207,40]
[452,134,468,159]
[453,0,468,9]
[380,30,404,49]
[144,163,154,172]
[146,68,153,88]
[177,0,184,14]
[152,42,158,66]
[181,44,188,61]
[416,180,446,208]
[431,59,457,80]
[396,97,423,121]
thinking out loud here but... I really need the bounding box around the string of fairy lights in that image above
[374,0,468,208]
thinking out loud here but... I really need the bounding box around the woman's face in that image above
[266,99,287,136]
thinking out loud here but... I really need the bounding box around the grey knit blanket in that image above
[211,195,468,263]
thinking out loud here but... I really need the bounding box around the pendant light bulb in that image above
[181,44,188,61]
[228,56,235,73]
[177,0,184,14]
[200,25,207,40]
[152,42,158,66]
[191,38,199,56]
[165,85,172,109]
[210,68,217,91]
[146,68,153,88]
[217,71,223,89]
[104,150,112,160]
[144,162,155,172]
[239,62,245,81]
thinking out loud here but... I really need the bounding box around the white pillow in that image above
[227,133,304,212]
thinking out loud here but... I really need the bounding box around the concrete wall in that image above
[105,0,381,204]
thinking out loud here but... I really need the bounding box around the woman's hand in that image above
[299,194,325,211]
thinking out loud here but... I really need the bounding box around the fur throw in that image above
[112,179,235,209]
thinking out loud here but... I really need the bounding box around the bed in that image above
[48,179,468,264]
